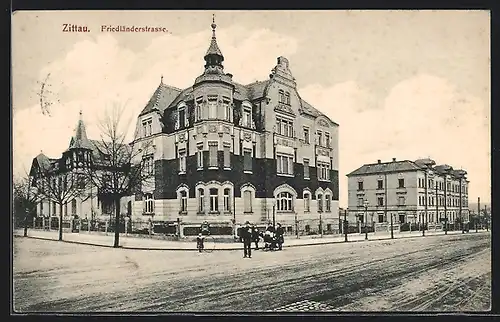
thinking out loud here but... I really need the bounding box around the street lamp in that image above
[272,199,276,229]
[364,199,369,240]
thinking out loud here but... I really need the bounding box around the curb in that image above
[15,230,489,251]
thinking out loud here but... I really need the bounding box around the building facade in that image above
[30,112,131,223]
[31,19,340,235]
[346,158,469,228]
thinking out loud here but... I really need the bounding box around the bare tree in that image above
[84,103,155,248]
[30,159,87,241]
[13,174,39,237]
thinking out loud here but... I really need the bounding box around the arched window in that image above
[303,192,311,212]
[277,192,293,212]
[223,188,231,212]
[317,193,323,212]
[180,190,188,213]
[71,199,77,216]
[144,193,154,214]
[198,188,205,213]
[325,194,331,212]
[210,188,219,212]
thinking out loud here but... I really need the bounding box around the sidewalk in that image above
[14,228,488,251]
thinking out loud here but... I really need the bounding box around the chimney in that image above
[392,158,396,162]
[377,160,381,164]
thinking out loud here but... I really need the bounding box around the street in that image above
[13,232,490,312]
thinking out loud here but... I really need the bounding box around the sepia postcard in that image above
[11,9,491,314]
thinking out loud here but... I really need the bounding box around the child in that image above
[196,233,205,253]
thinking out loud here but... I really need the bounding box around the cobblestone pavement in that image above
[271,300,339,312]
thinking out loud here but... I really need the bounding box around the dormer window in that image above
[142,118,152,137]
[242,103,252,128]
[208,95,217,119]
[178,104,186,128]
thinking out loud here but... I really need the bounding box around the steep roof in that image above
[347,160,422,176]
[205,36,223,57]
[34,153,52,171]
[139,83,183,116]
[67,117,93,151]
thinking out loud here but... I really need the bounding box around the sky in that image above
[12,10,491,207]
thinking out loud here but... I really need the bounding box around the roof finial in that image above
[160,74,163,84]
[79,109,83,119]
[211,14,217,39]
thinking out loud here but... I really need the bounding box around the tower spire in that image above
[211,14,217,39]
[204,14,224,72]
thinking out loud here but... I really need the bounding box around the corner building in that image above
[133,20,339,234]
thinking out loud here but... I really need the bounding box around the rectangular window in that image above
[285,92,290,105]
[223,145,231,168]
[223,99,231,121]
[317,162,330,181]
[209,142,218,168]
[304,194,310,212]
[358,197,364,206]
[142,155,154,176]
[378,179,384,189]
[243,106,252,127]
[303,159,310,179]
[196,98,203,121]
[303,127,310,144]
[325,133,330,148]
[277,154,294,175]
[358,181,364,191]
[178,150,186,173]
[210,188,218,212]
[378,197,384,206]
[398,178,405,188]
[398,196,405,206]
[142,118,152,137]
[197,146,203,169]
[243,149,252,172]
[208,96,217,119]
[317,131,323,146]
[244,190,252,213]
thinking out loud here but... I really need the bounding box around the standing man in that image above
[251,224,260,250]
[276,223,285,250]
[242,221,253,258]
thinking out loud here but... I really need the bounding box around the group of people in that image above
[195,221,286,257]
[239,221,285,258]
